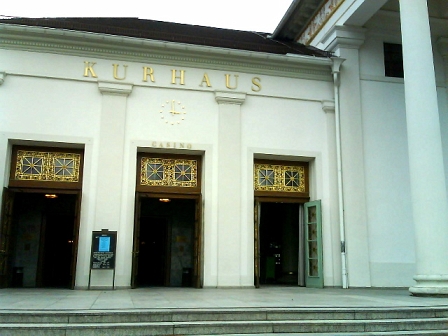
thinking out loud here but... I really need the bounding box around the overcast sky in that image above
[1,0,293,33]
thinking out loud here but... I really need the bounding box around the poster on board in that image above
[90,230,117,269]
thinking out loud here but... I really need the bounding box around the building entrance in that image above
[132,195,201,288]
[1,191,79,288]
[258,202,304,286]
[254,200,323,288]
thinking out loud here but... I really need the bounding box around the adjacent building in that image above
[273,0,448,296]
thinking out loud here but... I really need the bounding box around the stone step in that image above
[210,333,448,336]
[0,307,447,324]
[0,317,448,336]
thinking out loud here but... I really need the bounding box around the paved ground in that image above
[0,287,447,311]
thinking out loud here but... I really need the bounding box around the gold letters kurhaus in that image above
[83,61,262,92]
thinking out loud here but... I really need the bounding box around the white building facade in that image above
[0,17,339,290]
[1,0,447,296]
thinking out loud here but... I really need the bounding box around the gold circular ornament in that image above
[160,100,186,125]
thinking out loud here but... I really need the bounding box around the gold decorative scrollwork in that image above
[254,163,306,193]
[298,0,345,45]
[15,150,80,182]
[140,157,197,187]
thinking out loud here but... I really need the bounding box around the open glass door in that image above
[0,188,14,288]
[254,199,261,288]
[304,200,323,288]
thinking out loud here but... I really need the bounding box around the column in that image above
[438,38,448,176]
[215,91,246,287]
[399,0,448,296]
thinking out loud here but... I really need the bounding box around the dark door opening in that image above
[137,216,169,286]
[8,192,78,288]
[258,202,303,286]
[134,197,197,288]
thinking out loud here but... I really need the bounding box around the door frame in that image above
[0,188,15,288]
[131,192,203,288]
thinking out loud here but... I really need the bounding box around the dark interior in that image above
[10,193,76,288]
[136,197,196,287]
[259,202,300,285]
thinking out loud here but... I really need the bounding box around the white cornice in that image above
[320,25,366,52]
[321,100,335,113]
[0,23,333,82]
[215,91,246,105]
[98,81,133,96]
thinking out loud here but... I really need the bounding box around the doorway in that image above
[258,202,304,286]
[137,216,169,286]
[132,196,200,288]
[254,199,323,288]
[6,192,79,288]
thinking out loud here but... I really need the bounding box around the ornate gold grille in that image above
[140,157,197,187]
[254,163,306,193]
[15,150,81,182]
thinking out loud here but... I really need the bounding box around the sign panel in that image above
[90,231,117,269]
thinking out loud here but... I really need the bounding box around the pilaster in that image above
[321,25,371,287]
[94,81,132,232]
[95,82,132,230]
[322,100,341,287]
[88,81,133,287]
[214,90,246,287]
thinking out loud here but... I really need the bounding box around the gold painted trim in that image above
[254,163,306,193]
[140,157,197,188]
[299,0,345,45]
[15,150,81,183]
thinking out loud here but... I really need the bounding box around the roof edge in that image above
[0,23,333,81]
[272,0,327,41]
[272,0,303,39]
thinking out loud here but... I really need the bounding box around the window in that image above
[384,42,404,78]
[140,157,197,188]
[136,153,202,193]
[15,150,81,182]
[9,146,84,189]
[258,169,275,186]
[254,163,306,193]
[146,163,164,181]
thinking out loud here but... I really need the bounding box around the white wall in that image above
[0,37,338,288]
[306,3,448,287]
[355,9,448,286]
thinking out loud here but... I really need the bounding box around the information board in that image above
[90,230,117,269]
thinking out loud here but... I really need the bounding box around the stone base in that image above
[409,274,448,296]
